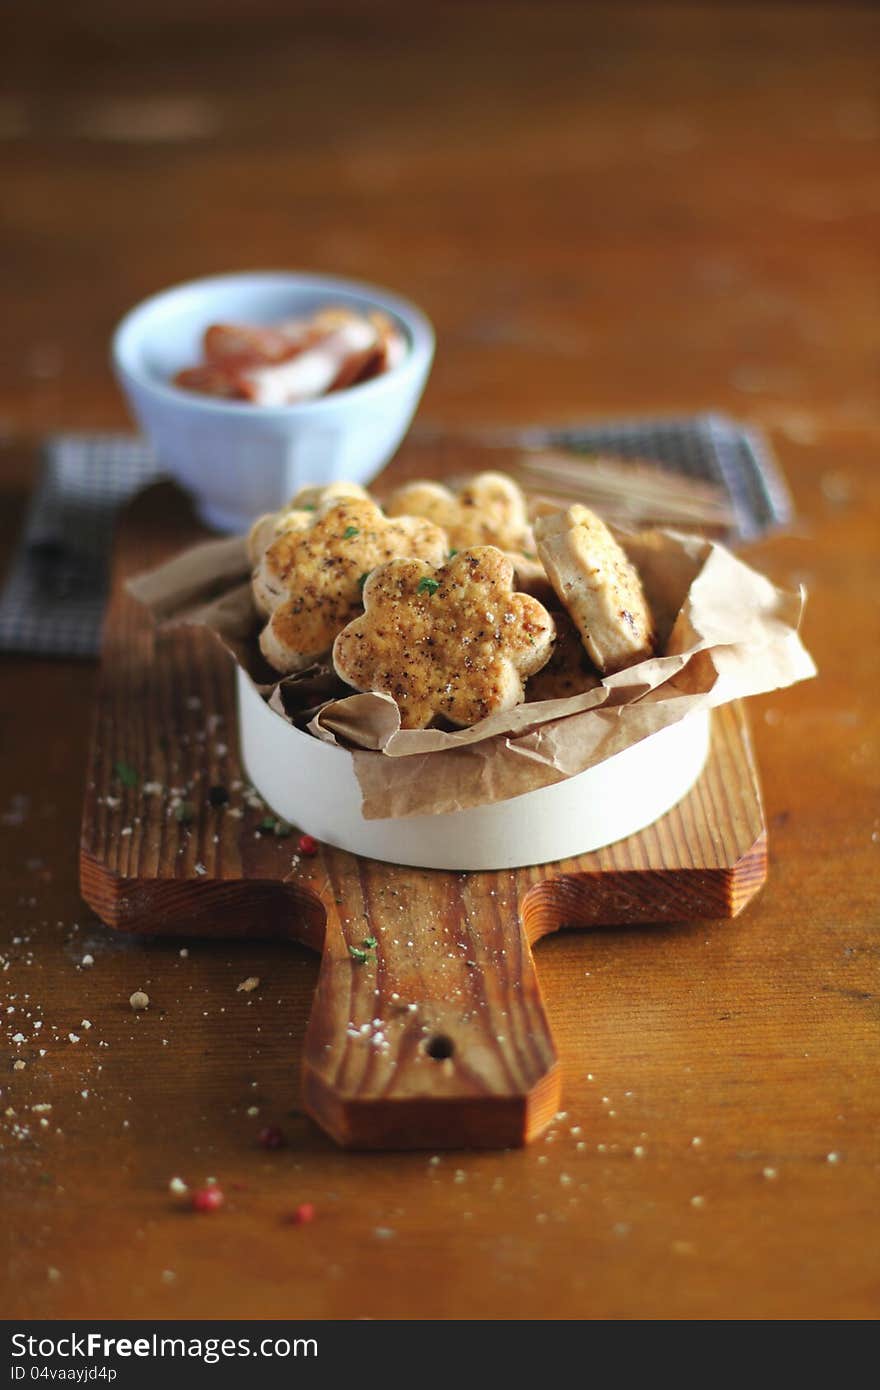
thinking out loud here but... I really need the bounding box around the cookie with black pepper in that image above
[534,504,656,674]
[247,481,371,568]
[332,546,556,729]
[386,472,533,553]
[255,497,447,674]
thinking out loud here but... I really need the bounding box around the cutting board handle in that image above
[302,856,560,1149]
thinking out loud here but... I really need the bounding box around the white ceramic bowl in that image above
[237,669,712,871]
[112,271,435,532]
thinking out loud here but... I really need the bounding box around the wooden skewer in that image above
[510,450,734,529]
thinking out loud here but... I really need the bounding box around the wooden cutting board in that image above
[79,477,767,1150]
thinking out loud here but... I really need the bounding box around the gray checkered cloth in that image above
[0,435,162,657]
[0,417,791,659]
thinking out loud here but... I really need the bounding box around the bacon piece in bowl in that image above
[203,322,308,366]
[172,305,407,406]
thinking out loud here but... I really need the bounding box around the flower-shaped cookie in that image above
[386,472,533,554]
[332,547,556,729]
[255,497,447,674]
[247,482,370,567]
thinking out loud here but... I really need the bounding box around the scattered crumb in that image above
[690,1195,705,1209]
[826,1152,840,1165]
[237,977,260,994]
[129,991,149,1012]
[169,1176,188,1196]
[763,1167,778,1180]
[81,954,94,968]
[820,472,852,506]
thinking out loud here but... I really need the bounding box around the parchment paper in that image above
[129,528,816,819]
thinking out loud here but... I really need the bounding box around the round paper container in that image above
[237,669,711,871]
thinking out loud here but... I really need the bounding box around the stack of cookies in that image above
[248,472,657,730]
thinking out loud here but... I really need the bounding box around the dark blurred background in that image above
[1,1,877,441]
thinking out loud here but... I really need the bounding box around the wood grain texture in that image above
[2,0,878,1322]
[79,477,765,1149]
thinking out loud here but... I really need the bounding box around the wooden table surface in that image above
[1,2,878,1321]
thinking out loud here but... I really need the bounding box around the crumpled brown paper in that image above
[128,527,816,820]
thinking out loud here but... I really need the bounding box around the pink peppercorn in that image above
[258,1125,286,1150]
[297,834,318,857]
[191,1186,224,1213]
[288,1203,315,1225]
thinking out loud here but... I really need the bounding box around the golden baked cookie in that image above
[256,497,447,675]
[526,610,601,702]
[289,480,370,513]
[534,504,656,675]
[386,472,532,554]
[247,509,311,571]
[247,482,370,568]
[332,546,556,729]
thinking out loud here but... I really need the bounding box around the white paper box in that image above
[237,668,711,870]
